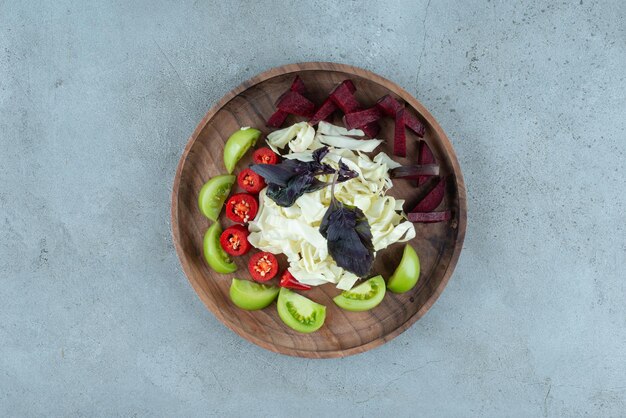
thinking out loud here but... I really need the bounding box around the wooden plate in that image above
[171,62,466,358]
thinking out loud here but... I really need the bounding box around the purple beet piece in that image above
[343,107,383,130]
[417,140,436,185]
[330,80,381,137]
[407,210,451,223]
[394,107,407,157]
[266,76,309,127]
[266,110,289,127]
[389,164,439,179]
[290,75,306,94]
[276,91,315,117]
[344,79,357,94]
[376,95,425,137]
[329,81,361,113]
[412,176,445,212]
[360,121,380,138]
[309,97,338,126]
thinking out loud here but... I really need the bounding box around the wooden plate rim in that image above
[171,62,467,358]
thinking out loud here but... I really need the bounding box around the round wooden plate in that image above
[171,62,466,358]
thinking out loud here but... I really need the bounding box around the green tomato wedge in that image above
[198,174,236,221]
[333,275,386,312]
[229,278,279,310]
[277,288,326,333]
[223,127,261,173]
[387,244,420,293]
[203,222,237,274]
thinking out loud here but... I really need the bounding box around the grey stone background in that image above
[1,0,625,416]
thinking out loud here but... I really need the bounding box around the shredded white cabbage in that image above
[266,122,315,154]
[248,122,415,290]
[316,121,365,136]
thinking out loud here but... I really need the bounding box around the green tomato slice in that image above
[387,244,420,293]
[198,174,236,221]
[229,278,279,310]
[203,222,237,274]
[277,288,326,333]
[333,275,386,312]
[223,127,261,173]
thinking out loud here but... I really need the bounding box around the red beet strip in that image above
[394,107,407,157]
[308,81,356,126]
[266,110,289,128]
[376,95,426,137]
[417,140,436,185]
[389,164,439,179]
[290,75,306,94]
[276,91,315,118]
[361,122,380,138]
[412,177,445,212]
[343,107,382,130]
[407,211,451,223]
[344,79,357,94]
[329,80,381,137]
[266,76,309,127]
[329,81,361,113]
[309,97,338,126]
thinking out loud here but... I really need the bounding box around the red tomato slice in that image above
[252,147,278,165]
[219,225,251,256]
[237,168,266,194]
[225,193,258,224]
[248,252,278,282]
[279,270,311,290]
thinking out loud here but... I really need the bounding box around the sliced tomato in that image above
[252,147,278,165]
[219,225,251,256]
[248,252,278,282]
[279,270,311,290]
[237,168,266,194]
[225,193,258,224]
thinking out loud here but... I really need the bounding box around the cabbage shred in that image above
[248,122,416,290]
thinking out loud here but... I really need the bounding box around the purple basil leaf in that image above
[319,175,374,277]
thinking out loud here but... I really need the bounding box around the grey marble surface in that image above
[1,0,625,416]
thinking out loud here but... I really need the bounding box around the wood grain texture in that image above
[171,62,467,358]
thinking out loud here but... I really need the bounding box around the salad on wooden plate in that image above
[198,76,449,334]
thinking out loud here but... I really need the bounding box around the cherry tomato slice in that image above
[252,147,278,165]
[248,252,278,282]
[237,168,266,194]
[219,225,251,257]
[225,193,258,224]
[279,270,311,290]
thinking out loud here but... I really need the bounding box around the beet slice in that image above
[344,79,357,94]
[290,75,306,94]
[389,164,439,179]
[412,176,446,212]
[266,110,289,128]
[376,95,400,115]
[343,107,382,130]
[417,140,436,185]
[361,122,380,138]
[376,95,426,137]
[266,76,309,127]
[276,91,315,117]
[308,81,357,126]
[309,97,338,126]
[330,82,361,113]
[328,80,381,137]
[394,107,407,157]
[407,210,451,223]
